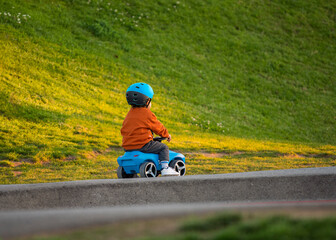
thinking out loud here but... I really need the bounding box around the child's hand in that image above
[167,134,171,143]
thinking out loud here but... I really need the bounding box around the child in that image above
[121,82,179,176]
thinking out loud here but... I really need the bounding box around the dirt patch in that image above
[202,152,244,158]
[185,151,245,158]
[282,153,306,159]
[64,156,78,161]
[187,151,336,159]
[80,147,123,160]
[12,162,23,167]
[13,171,23,176]
[278,153,336,159]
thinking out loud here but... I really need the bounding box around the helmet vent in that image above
[136,86,140,89]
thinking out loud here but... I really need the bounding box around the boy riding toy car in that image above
[118,82,186,178]
[117,137,186,178]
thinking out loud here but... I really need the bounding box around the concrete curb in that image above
[1,167,335,210]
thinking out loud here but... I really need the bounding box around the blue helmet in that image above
[126,82,154,106]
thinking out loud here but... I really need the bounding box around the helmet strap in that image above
[145,98,151,108]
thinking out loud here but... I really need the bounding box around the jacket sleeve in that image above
[147,111,170,138]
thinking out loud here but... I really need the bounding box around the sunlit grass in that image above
[186,151,336,175]
[0,140,334,184]
[0,0,335,184]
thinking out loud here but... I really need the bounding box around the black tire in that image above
[139,161,157,178]
[169,159,186,176]
[117,166,138,179]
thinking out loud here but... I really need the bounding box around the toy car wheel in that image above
[169,159,186,176]
[140,161,157,178]
[117,166,138,179]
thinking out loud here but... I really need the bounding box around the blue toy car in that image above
[117,137,186,178]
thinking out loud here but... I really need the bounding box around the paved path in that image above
[0,167,335,239]
[1,200,336,239]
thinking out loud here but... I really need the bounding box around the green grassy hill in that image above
[0,0,335,183]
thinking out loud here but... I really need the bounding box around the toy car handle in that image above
[153,137,166,142]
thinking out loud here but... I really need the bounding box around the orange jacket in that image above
[121,107,170,150]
